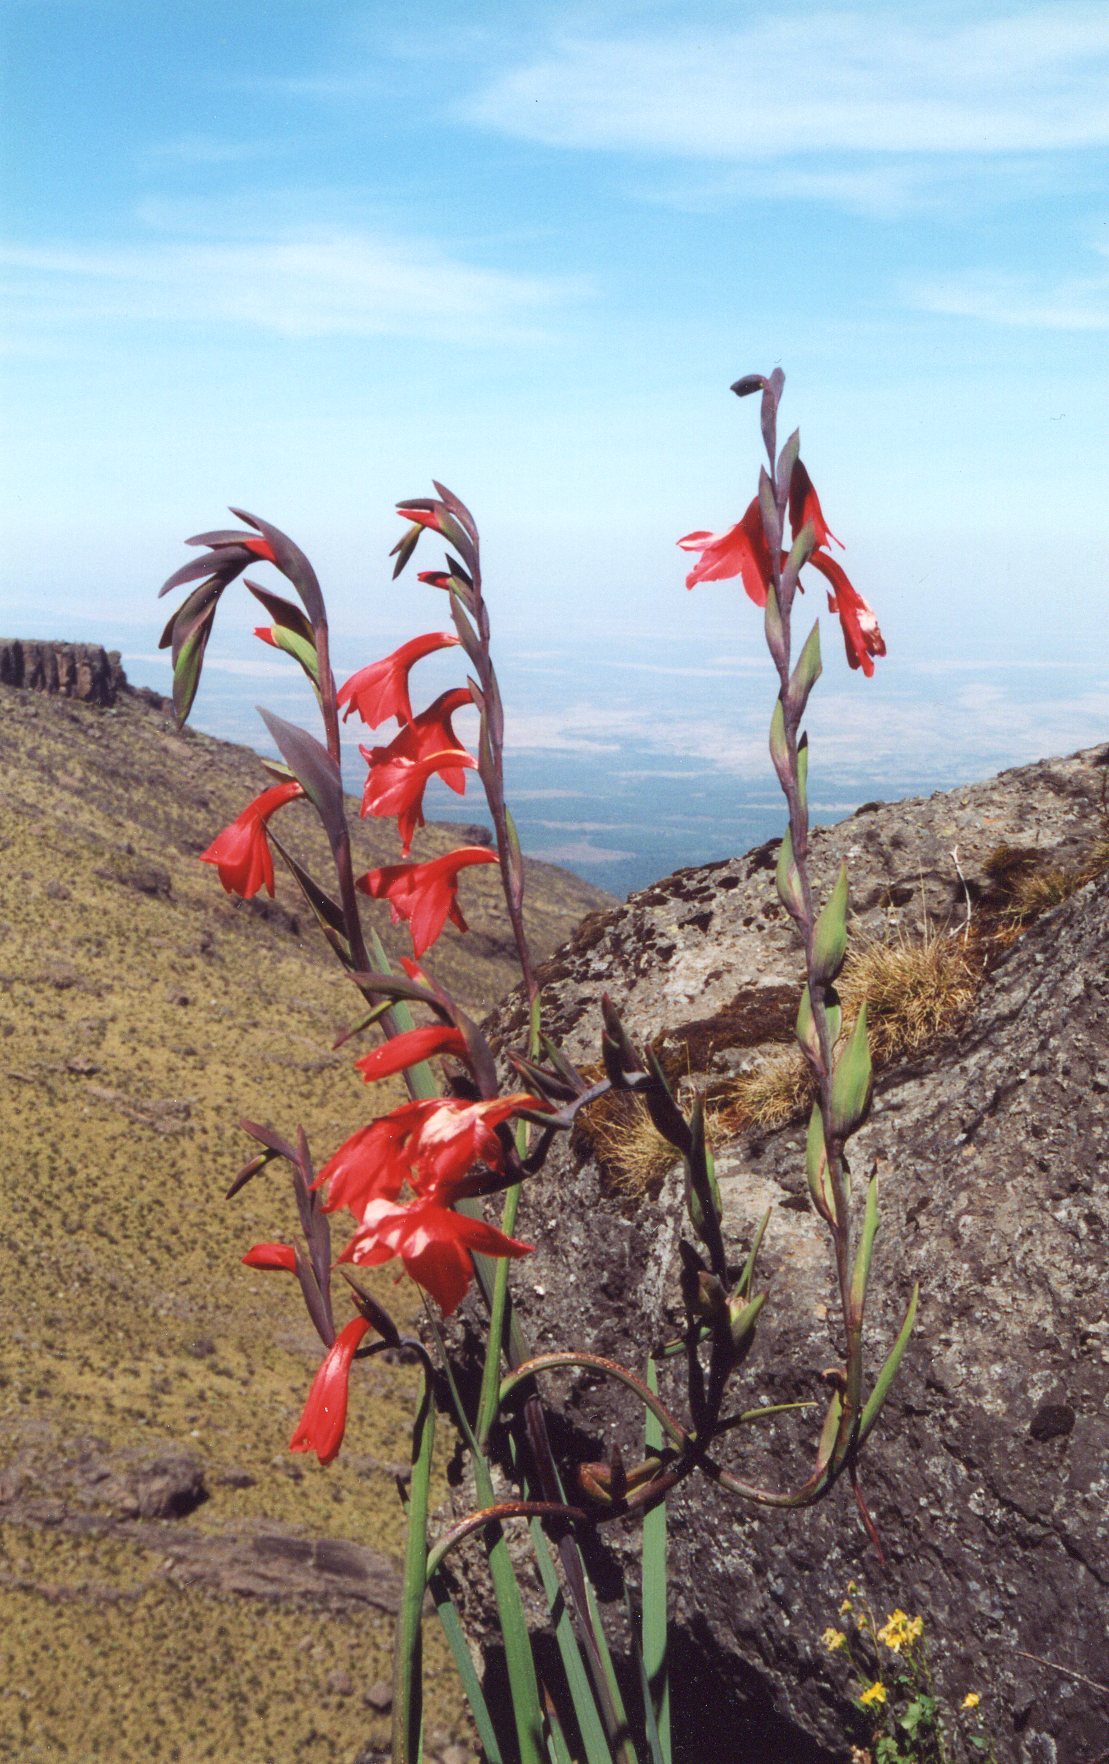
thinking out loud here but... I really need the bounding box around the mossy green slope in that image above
[0,679,610,1762]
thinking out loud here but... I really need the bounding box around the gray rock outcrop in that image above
[0,639,125,705]
[484,746,1109,1764]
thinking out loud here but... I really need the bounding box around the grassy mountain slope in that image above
[0,676,609,1763]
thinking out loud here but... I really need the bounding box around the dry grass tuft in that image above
[582,1090,682,1196]
[714,925,979,1136]
[1006,840,1109,922]
[986,836,1109,926]
[837,927,979,1063]
[718,1048,814,1133]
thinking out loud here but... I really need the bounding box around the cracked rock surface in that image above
[485,745,1109,1764]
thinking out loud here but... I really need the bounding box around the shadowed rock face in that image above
[0,640,126,705]
[483,745,1109,1764]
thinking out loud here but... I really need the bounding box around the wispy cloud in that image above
[464,7,1109,207]
[142,135,291,169]
[912,248,1109,329]
[504,673,1109,784]
[0,214,590,347]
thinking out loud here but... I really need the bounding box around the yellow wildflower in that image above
[877,1609,924,1653]
[962,1692,981,1710]
[860,1681,888,1709]
[822,1627,848,1652]
[839,1598,853,1616]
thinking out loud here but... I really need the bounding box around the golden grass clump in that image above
[582,1090,682,1196]
[718,925,979,1135]
[721,1047,814,1132]
[986,836,1109,925]
[837,927,979,1063]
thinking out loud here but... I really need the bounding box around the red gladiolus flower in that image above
[289,1314,373,1464]
[808,553,886,677]
[316,1101,441,1214]
[357,846,498,957]
[788,461,843,551]
[354,1024,469,1084]
[200,779,303,898]
[360,749,477,857]
[362,688,474,795]
[341,1196,533,1316]
[677,498,773,604]
[337,632,460,729]
[242,1241,298,1272]
[406,1092,544,1197]
[318,1092,545,1217]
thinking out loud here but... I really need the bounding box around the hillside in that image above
[0,652,609,1764]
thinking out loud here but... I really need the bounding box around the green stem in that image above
[499,1353,688,1449]
[392,1364,435,1764]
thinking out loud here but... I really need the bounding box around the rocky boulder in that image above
[484,746,1109,1764]
[0,639,125,705]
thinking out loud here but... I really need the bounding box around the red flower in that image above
[405,1094,535,1197]
[289,1314,373,1464]
[337,632,460,729]
[242,1242,298,1272]
[354,1024,469,1084]
[361,688,474,795]
[788,461,843,551]
[360,749,477,858]
[340,1197,532,1316]
[677,498,773,604]
[316,1100,440,1214]
[200,779,303,898]
[808,553,886,677]
[358,846,498,957]
[319,1092,545,1217]
[254,625,279,648]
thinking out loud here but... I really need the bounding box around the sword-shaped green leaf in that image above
[805,1105,835,1222]
[641,1358,671,1764]
[769,697,789,788]
[764,583,785,663]
[758,465,780,557]
[850,1175,880,1317]
[795,983,823,1066]
[780,519,816,606]
[858,1283,919,1447]
[264,623,321,688]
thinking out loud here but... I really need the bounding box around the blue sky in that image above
[1,0,1107,884]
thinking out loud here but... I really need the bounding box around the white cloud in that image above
[142,136,289,169]
[503,673,1109,784]
[0,223,589,347]
[912,263,1109,330]
[464,8,1109,162]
